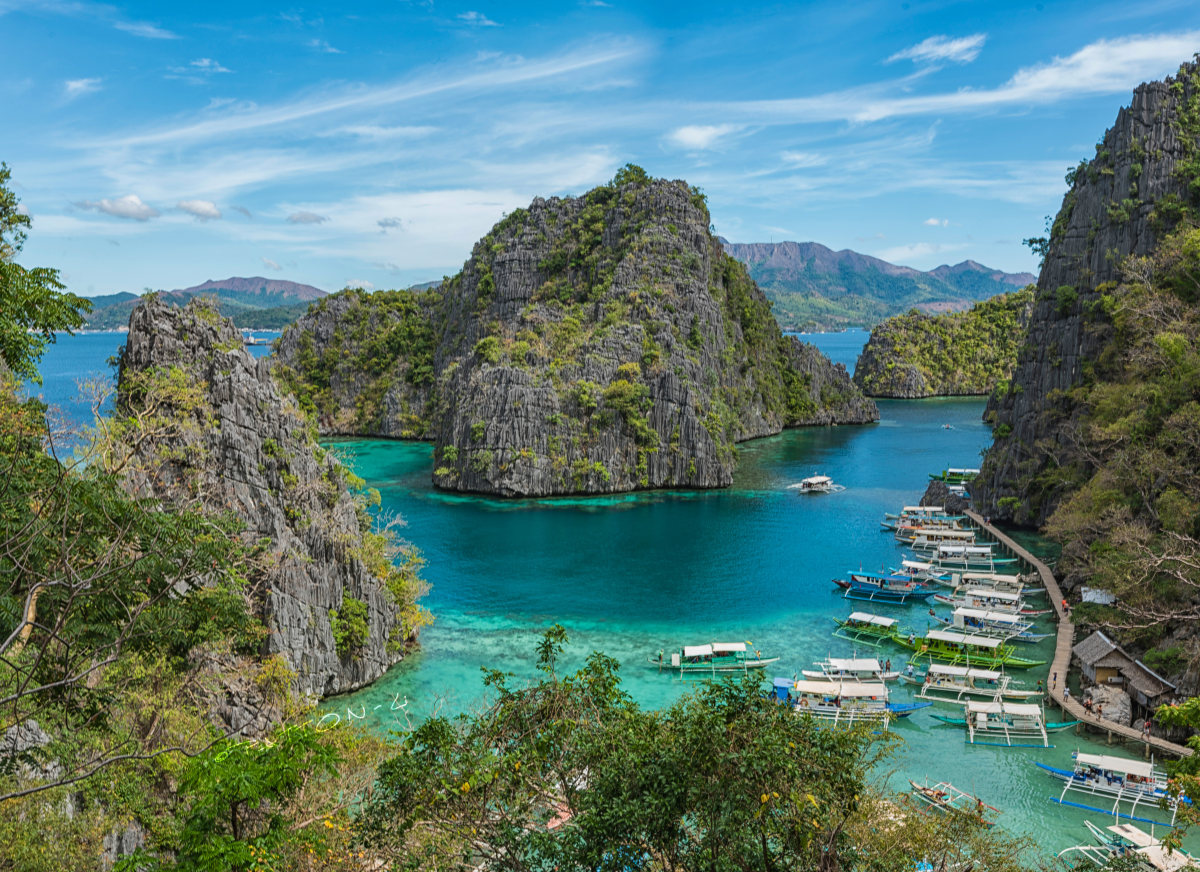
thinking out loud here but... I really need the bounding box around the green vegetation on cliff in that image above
[853,288,1033,398]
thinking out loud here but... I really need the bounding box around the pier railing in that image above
[964,510,1193,759]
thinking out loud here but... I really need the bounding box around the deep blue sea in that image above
[31,328,1172,858]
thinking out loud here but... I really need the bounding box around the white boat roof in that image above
[902,559,935,570]
[847,612,898,627]
[928,663,1002,680]
[1108,824,1160,849]
[1076,753,1156,779]
[902,505,943,513]
[964,588,1020,602]
[802,475,832,484]
[962,572,1022,584]
[926,629,1002,649]
[966,700,1042,716]
[825,657,882,671]
[683,644,713,657]
[1137,846,1194,872]
[791,680,888,698]
[954,607,1023,625]
[711,642,748,653]
[912,528,974,539]
[947,468,980,475]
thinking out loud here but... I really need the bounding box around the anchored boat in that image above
[833,572,936,604]
[896,628,1047,669]
[801,656,900,683]
[902,663,1044,704]
[929,606,1053,644]
[908,778,999,827]
[1036,752,1189,826]
[651,642,779,673]
[1057,820,1198,871]
[831,612,904,646]
[929,467,980,484]
[932,587,1052,617]
[770,677,929,728]
[931,699,1073,747]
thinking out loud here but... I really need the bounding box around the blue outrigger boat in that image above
[833,571,937,604]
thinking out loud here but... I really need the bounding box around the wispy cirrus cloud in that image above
[307,38,343,54]
[667,123,739,150]
[64,77,101,99]
[457,11,499,26]
[114,19,178,39]
[887,34,986,65]
[287,211,327,224]
[76,194,160,221]
[924,217,949,226]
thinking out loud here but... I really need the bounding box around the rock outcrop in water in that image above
[852,288,1033,398]
[117,297,424,699]
[275,171,878,497]
[973,60,1200,525]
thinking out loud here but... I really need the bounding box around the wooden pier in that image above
[965,510,1193,759]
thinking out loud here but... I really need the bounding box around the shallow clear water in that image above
[32,332,1183,858]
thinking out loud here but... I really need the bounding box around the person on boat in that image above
[906,663,914,678]
[885,659,892,673]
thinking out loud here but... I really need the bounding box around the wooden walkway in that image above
[964,510,1193,759]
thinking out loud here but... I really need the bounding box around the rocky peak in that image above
[117,296,420,699]
[974,59,1200,524]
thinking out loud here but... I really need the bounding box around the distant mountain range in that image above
[720,240,1034,331]
[83,277,327,330]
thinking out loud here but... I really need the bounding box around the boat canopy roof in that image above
[966,700,1042,716]
[825,658,882,671]
[902,505,943,513]
[790,680,888,697]
[802,475,832,484]
[1108,824,1160,849]
[954,607,1023,625]
[847,612,898,627]
[964,588,1020,602]
[926,629,1002,649]
[1138,845,1193,872]
[683,644,713,658]
[936,544,995,555]
[911,528,974,539]
[962,572,1022,584]
[712,642,748,654]
[947,468,980,475]
[902,559,936,570]
[1076,753,1156,779]
[928,663,1002,680]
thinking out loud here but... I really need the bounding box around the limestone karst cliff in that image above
[974,60,1200,525]
[852,288,1033,399]
[116,296,426,699]
[275,170,878,497]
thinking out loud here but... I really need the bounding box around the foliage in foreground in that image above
[360,626,1040,872]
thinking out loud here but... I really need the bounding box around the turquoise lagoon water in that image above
[31,332,1180,857]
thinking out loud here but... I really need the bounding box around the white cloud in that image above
[114,20,179,40]
[923,217,949,227]
[76,194,160,221]
[344,278,375,289]
[308,38,343,54]
[780,151,827,168]
[287,211,327,224]
[667,124,739,150]
[327,124,439,140]
[887,34,986,65]
[457,11,500,26]
[177,199,222,220]
[64,77,102,99]
[873,241,968,265]
[262,257,282,271]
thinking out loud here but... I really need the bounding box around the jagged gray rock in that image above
[1084,684,1133,727]
[118,297,412,699]
[920,480,969,514]
[974,60,1200,524]
[275,176,877,497]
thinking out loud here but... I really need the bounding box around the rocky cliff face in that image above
[974,61,1200,524]
[118,297,417,698]
[852,288,1033,398]
[275,173,877,497]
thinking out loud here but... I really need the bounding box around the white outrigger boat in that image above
[933,587,1052,617]
[1057,820,1198,871]
[902,528,978,547]
[908,778,999,827]
[931,699,1076,747]
[792,474,841,494]
[924,544,1019,571]
[902,663,1044,704]
[929,606,1053,644]
[770,678,929,728]
[1036,752,1189,826]
[801,656,900,683]
[651,642,779,674]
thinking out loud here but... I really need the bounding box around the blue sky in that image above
[2,0,1199,295]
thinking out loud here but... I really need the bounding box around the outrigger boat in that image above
[924,544,1019,572]
[831,612,903,646]
[651,642,779,673]
[929,467,980,484]
[908,778,999,827]
[794,474,839,494]
[932,587,1052,617]
[833,572,936,604]
[1035,752,1189,826]
[929,606,1053,644]
[902,663,1044,703]
[1057,820,1198,871]
[898,527,977,547]
[884,505,948,520]
[881,515,970,532]
[801,656,900,683]
[896,628,1046,669]
[931,699,1074,747]
[770,678,929,728]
